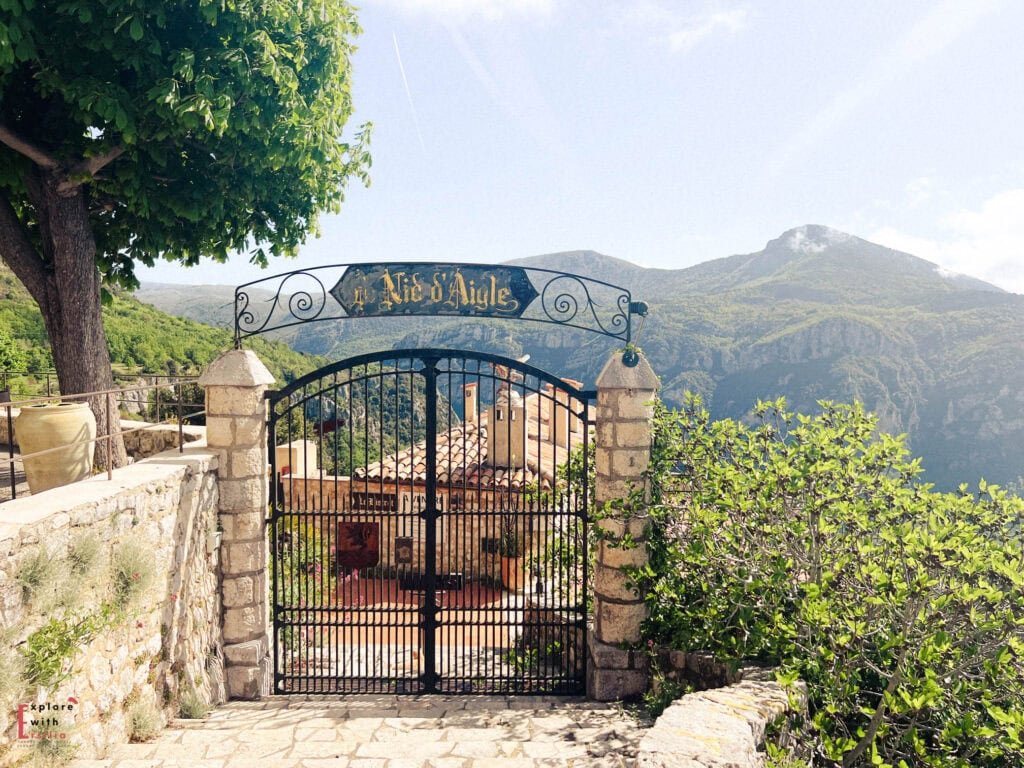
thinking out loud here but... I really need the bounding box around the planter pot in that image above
[15,402,97,494]
[500,555,527,593]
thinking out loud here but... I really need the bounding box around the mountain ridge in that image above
[134,226,1024,491]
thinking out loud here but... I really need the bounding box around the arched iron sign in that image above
[234,263,649,365]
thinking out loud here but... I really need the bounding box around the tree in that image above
[0,0,371,466]
[640,397,1024,767]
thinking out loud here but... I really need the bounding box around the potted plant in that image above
[499,513,527,592]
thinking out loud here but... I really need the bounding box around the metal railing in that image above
[0,370,195,400]
[1,378,205,503]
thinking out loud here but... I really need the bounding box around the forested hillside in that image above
[135,226,1024,491]
[0,264,323,385]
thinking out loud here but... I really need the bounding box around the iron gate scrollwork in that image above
[267,349,593,694]
[235,262,649,366]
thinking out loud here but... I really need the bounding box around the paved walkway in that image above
[70,696,649,768]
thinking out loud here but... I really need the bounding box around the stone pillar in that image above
[198,350,275,700]
[587,350,659,701]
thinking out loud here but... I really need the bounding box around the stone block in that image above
[595,478,633,505]
[597,421,615,446]
[612,448,649,476]
[615,420,651,448]
[223,637,268,667]
[224,540,267,574]
[218,478,263,513]
[221,508,266,542]
[207,386,265,418]
[222,574,265,608]
[223,603,267,644]
[205,417,233,447]
[615,391,656,421]
[230,446,267,479]
[596,515,649,540]
[596,600,648,645]
[233,416,265,446]
[595,447,612,476]
[587,635,647,671]
[586,666,647,702]
[599,539,648,569]
[0,582,23,625]
[226,663,266,700]
[594,563,641,602]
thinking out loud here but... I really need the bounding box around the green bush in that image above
[640,396,1024,767]
[23,609,113,688]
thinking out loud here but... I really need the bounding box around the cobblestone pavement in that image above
[69,695,649,768]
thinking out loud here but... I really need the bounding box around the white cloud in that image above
[367,0,555,23]
[668,7,748,52]
[619,2,748,52]
[766,0,1004,178]
[870,189,1024,294]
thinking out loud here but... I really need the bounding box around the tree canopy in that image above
[0,0,371,288]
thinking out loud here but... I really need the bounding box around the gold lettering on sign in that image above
[345,266,527,315]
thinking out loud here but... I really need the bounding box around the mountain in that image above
[134,226,1024,491]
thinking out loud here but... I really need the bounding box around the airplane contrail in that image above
[392,32,427,155]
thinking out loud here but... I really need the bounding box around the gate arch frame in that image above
[266,347,595,695]
[232,261,649,365]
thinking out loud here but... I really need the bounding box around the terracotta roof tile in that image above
[354,392,586,491]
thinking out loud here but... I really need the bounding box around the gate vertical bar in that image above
[268,402,280,693]
[421,356,439,693]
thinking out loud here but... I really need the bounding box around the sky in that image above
[138,0,1024,294]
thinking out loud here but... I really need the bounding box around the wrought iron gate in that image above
[267,349,593,694]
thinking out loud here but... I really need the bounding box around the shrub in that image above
[22,609,113,688]
[178,688,209,720]
[640,396,1024,767]
[28,736,78,767]
[16,546,61,609]
[125,693,163,742]
[66,533,102,577]
[110,538,155,609]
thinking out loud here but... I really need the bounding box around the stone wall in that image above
[638,675,808,768]
[121,423,204,459]
[0,445,224,763]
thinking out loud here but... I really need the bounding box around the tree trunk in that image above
[2,172,128,469]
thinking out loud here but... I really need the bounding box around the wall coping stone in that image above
[0,443,217,539]
[596,351,659,391]
[198,349,275,388]
[637,678,807,768]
